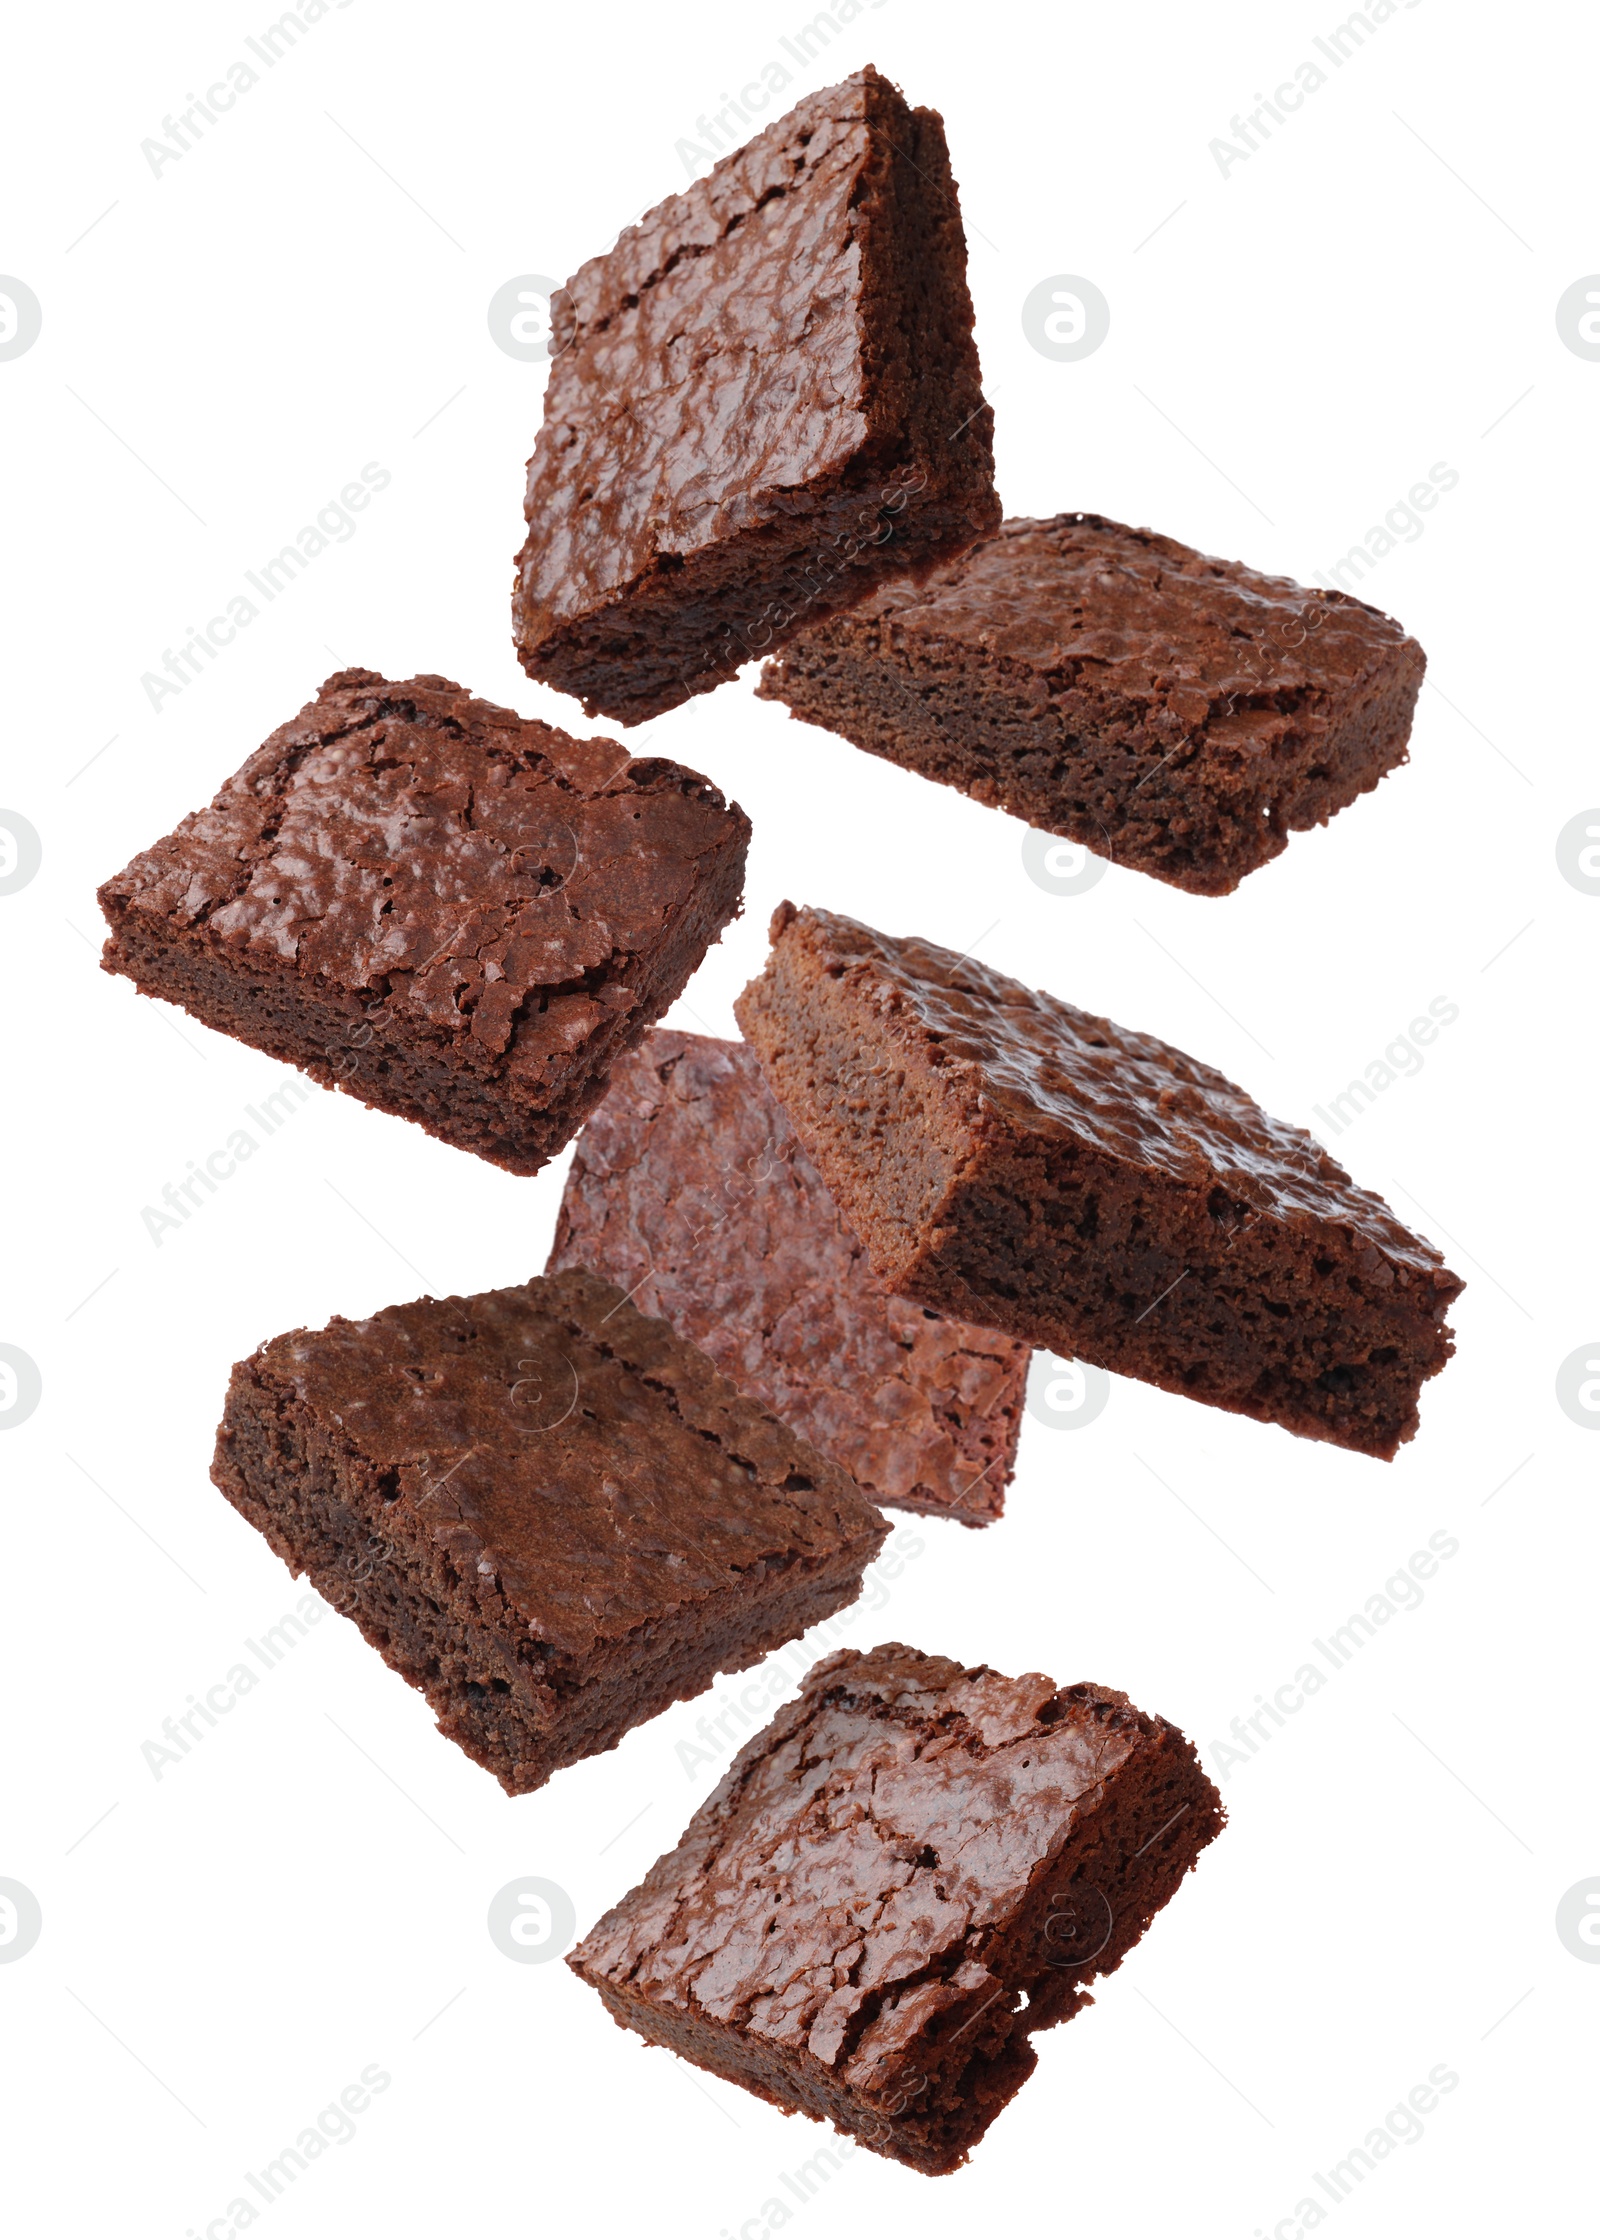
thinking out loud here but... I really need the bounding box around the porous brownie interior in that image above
[735,932,977,1282]
[737,910,1459,1458]
[215,1362,880,1795]
[105,857,739,1175]
[523,79,996,724]
[911,1135,1453,1456]
[759,623,1422,897]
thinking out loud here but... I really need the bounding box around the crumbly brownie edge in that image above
[738,912,1459,1456]
[854,83,997,517]
[526,475,1000,729]
[1274,655,1424,839]
[757,611,1422,898]
[214,1360,565,1790]
[734,913,985,1292]
[214,1358,886,1795]
[901,1134,1456,1457]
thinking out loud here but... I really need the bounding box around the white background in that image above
[1,2,1594,2234]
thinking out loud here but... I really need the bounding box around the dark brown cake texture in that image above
[98,670,749,1176]
[756,513,1426,895]
[569,1642,1224,2174]
[211,1268,889,1795]
[548,1030,1029,1526]
[735,905,1462,1458]
[512,66,999,726]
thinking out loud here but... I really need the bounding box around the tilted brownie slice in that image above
[512,66,999,725]
[548,1031,1029,1525]
[735,905,1462,1458]
[99,670,749,1175]
[211,1269,889,1795]
[569,1642,1223,2174]
[756,514,1426,895]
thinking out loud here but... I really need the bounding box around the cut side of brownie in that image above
[756,514,1426,895]
[736,905,1462,1458]
[569,1642,1224,2174]
[98,670,749,1175]
[512,66,999,725]
[548,1030,1029,1525]
[211,1269,889,1795]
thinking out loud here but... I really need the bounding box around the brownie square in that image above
[548,1031,1029,1526]
[756,514,1426,895]
[736,905,1462,1458]
[98,670,749,1175]
[211,1268,889,1795]
[569,1642,1223,2174]
[512,66,999,726]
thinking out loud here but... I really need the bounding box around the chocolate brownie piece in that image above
[512,66,999,725]
[569,1642,1223,2174]
[756,514,1426,895]
[211,1268,888,1795]
[736,905,1462,1458]
[548,1031,1029,1526]
[98,670,749,1175]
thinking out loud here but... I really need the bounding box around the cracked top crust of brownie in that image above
[98,669,750,1067]
[790,512,1422,716]
[513,66,996,663]
[571,1642,1191,2055]
[242,1267,887,1669]
[747,904,1453,1283]
[549,1031,1029,1522]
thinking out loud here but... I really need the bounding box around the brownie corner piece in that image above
[735,904,1461,1457]
[548,1028,1029,1526]
[97,668,749,1175]
[512,66,999,726]
[568,1642,1224,2173]
[210,1267,888,1795]
[756,513,1425,895]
